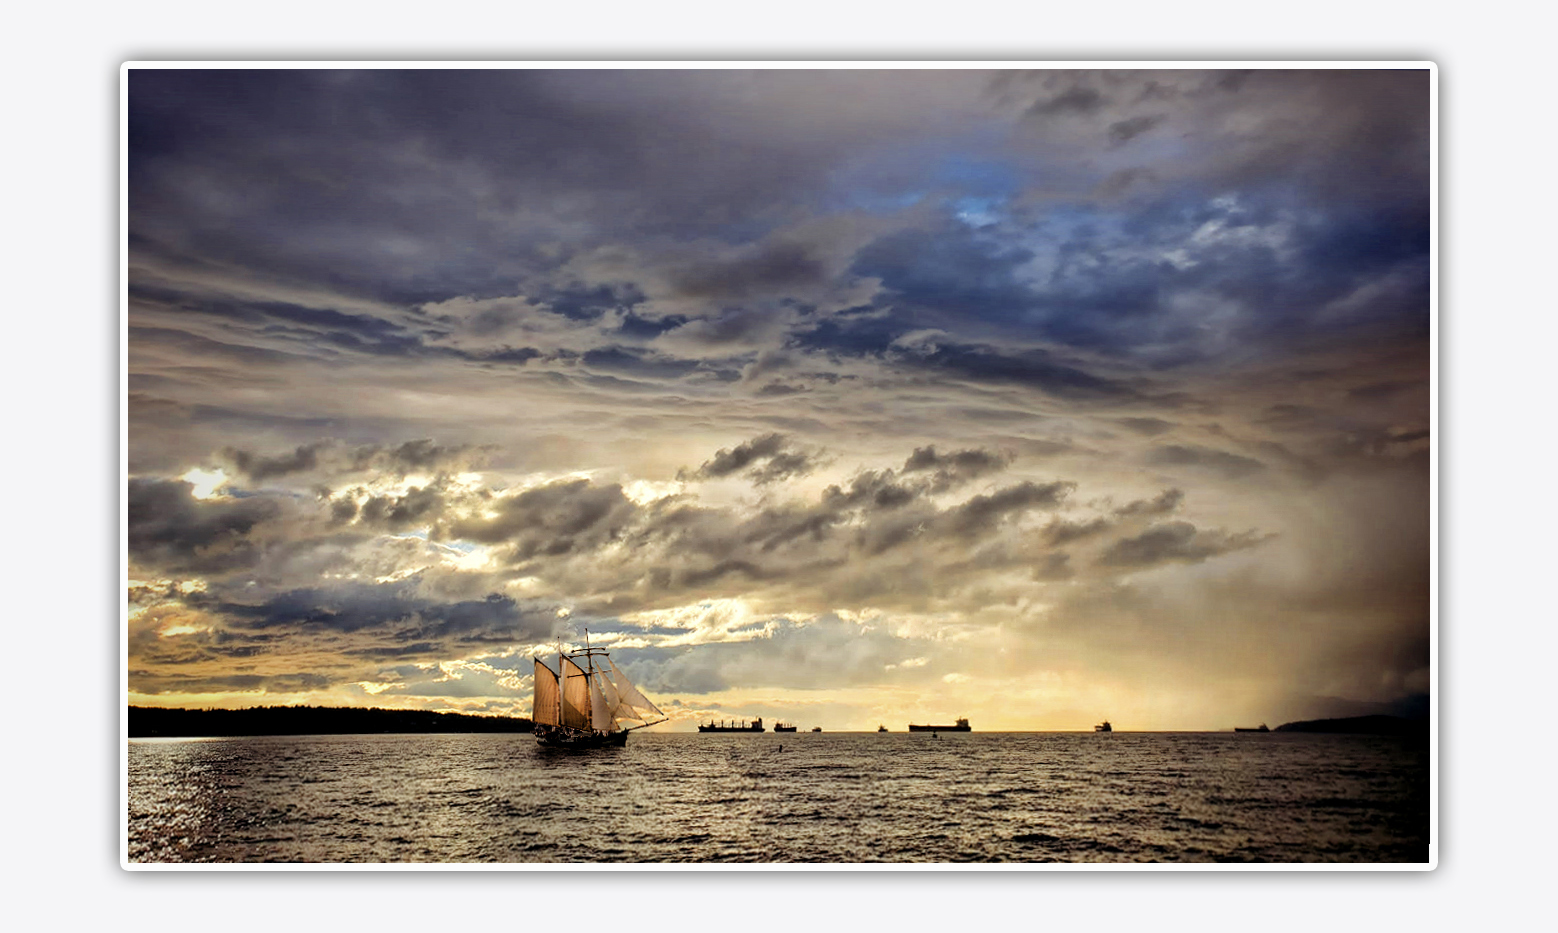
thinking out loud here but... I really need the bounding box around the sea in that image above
[126,731,1430,864]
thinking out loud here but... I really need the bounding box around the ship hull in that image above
[697,725,765,732]
[907,724,970,732]
[773,726,797,732]
[534,723,630,748]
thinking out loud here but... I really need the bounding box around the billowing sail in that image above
[532,659,561,726]
[589,674,613,733]
[561,655,591,730]
[608,658,665,721]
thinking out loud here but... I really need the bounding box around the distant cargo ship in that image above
[1095,720,1112,733]
[908,718,970,732]
[877,725,888,732]
[1234,724,1269,733]
[773,722,797,732]
[698,717,765,733]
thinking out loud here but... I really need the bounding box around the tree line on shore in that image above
[129,705,534,738]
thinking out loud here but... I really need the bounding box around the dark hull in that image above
[1234,727,1269,733]
[907,724,970,732]
[697,725,765,732]
[773,726,797,732]
[534,724,630,748]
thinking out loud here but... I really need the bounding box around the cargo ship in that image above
[698,717,765,732]
[1234,724,1269,733]
[908,718,970,732]
[1095,720,1112,732]
[773,722,797,732]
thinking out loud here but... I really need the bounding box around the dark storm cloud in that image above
[1115,417,1176,436]
[681,433,821,485]
[905,342,1137,399]
[849,224,1037,328]
[444,478,639,558]
[1348,380,1418,401]
[355,484,446,531]
[1026,86,1109,117]
[208,582,559,643]
[130,69,954,307]
[1258,404,1325,430]
[1097,521,1271,568]
[1146,444,1267,479]
[668,240,827,299]
[130,69,1429,387]
[901,445,1011,491]
[222,442,328,481]
[533,281,647,322]
[1107,114,1166,147]
[127,477,283,573]
[1044,517,1113,546]
[1114,487,1184,517]
[580,346,704,381]
[942,481,1075,537]
[220,439,487,482]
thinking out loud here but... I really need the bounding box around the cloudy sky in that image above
[125,67,1430,731]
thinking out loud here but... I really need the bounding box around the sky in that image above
[125,67,1431,731]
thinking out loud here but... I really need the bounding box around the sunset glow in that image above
[127,67,1430,731]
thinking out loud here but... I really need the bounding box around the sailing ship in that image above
[531,642,666,749]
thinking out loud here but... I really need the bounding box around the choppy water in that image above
[127,731,1429,864]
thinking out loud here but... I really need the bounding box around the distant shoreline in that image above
[126,706,1428,738]
[1272,714,1427,736]
[128,705,533,738]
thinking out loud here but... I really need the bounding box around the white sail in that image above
[561,655,591,730]
[532,659,561,726]
[589,672,614,733]
[608,658,665,721]
[593,669,625,726]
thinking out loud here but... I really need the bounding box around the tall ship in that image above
[908,718,970,732]
[531,641,666,749]
[698,717,765,732]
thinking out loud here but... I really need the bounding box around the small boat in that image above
[1095,720,1112,732]
[908,718,970,732]
[811,726,822,732]
[1234,724,1270,733]
[877,724,888,732]
[531,639,666,749]
[773,722,797,733]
